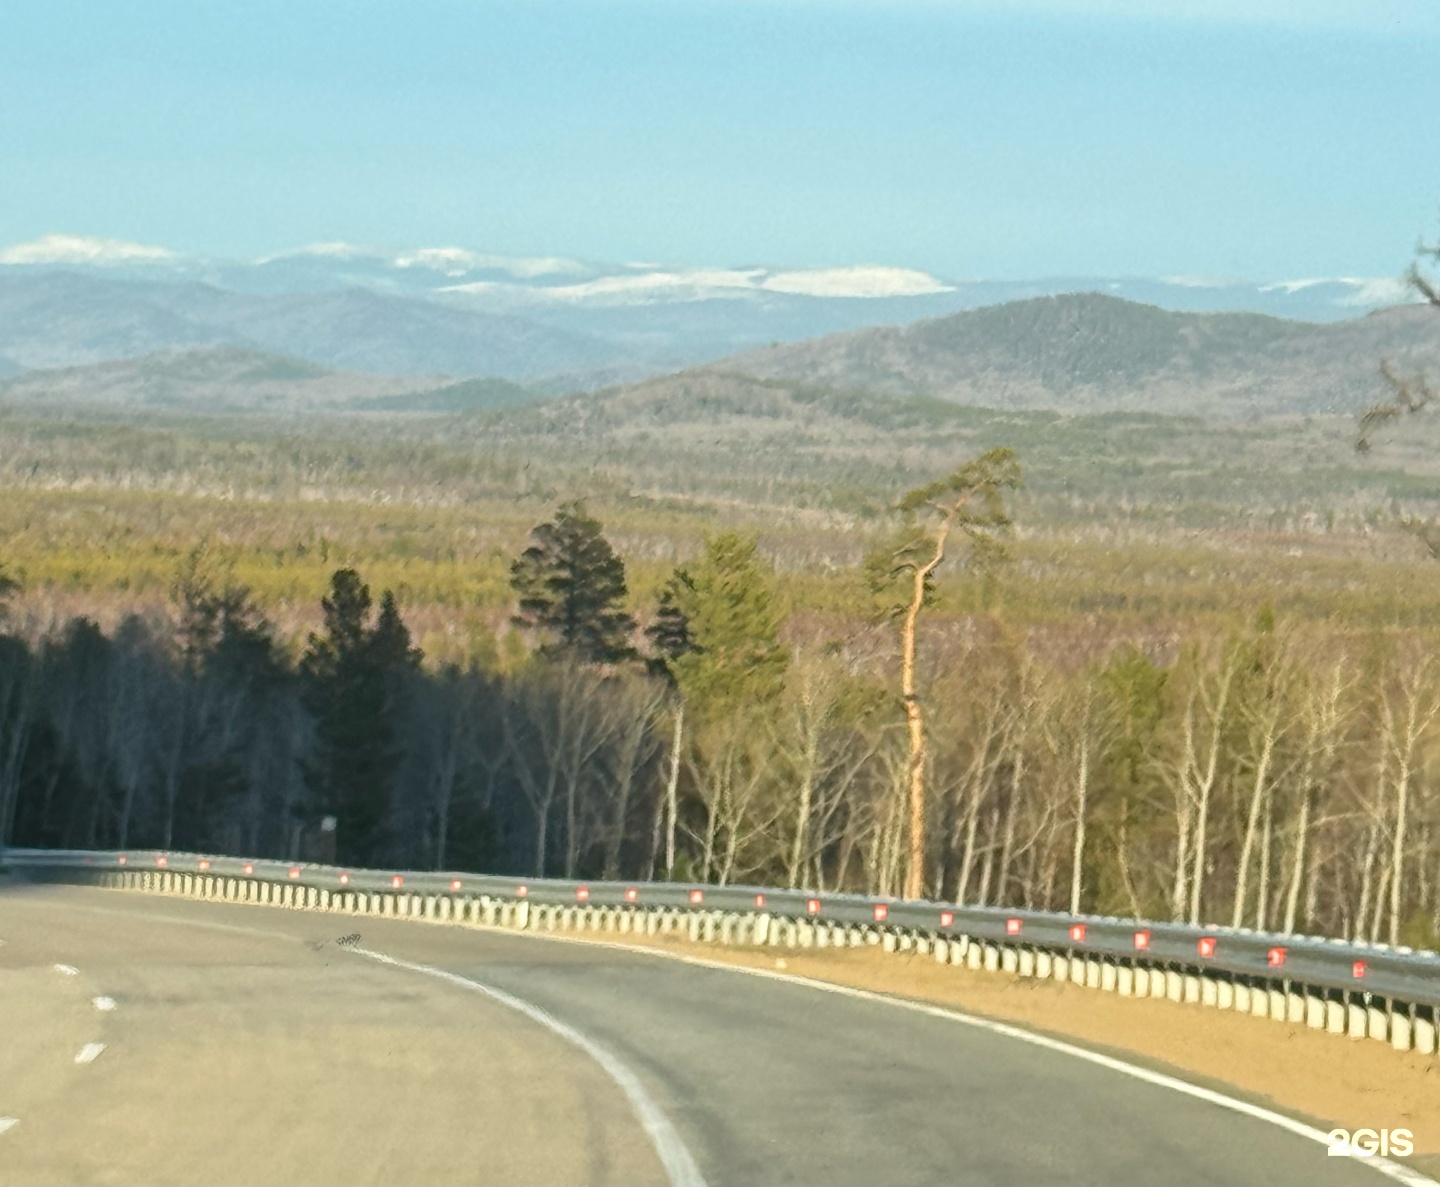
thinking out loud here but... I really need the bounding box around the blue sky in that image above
[2,0,1438,280]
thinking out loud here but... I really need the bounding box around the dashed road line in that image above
[0,1118,17,1136]
[52,964,78,976]
[92,996,116,1011]
[74,1043,106,1065]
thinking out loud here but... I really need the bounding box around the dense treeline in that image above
[3,502,1440,950]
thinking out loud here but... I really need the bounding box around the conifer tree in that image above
[510,502,636,664]
[668,532,787,719]
[301,569,420,865]
[868,447,1021,899]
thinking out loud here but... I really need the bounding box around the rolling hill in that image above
[716,292,1440,417]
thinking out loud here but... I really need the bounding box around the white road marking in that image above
[491,928,1440,1187]
[346,945,706,1187]
[0,1118,17,1136]
[52,964,78,976]
[92,996,116,1011]
[74,1043,106,1064]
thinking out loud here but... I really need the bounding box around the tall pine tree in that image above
[510,502,636,664]
[301,569,420,865]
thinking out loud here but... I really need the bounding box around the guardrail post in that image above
[1347,994,1366,1038]
[1101,961,1118,992]
[1201,975,1218,1007]
[1392,1005,1413,1052]
[1001,946,1018,974]
[1117,964,1134,996]
[1414,1007,1437,1055]
[1367,997,1387,1041]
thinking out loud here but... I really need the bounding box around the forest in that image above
[6,252,1440,948]
[4,485,1440,953]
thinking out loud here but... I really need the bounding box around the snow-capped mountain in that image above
[0,234,1419,384]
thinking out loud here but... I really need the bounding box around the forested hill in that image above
[0,347,440,412]
[702,293,1440,418]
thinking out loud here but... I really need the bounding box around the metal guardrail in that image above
[6,846,1440,1009]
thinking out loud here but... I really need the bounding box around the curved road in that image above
[0,879,1409,1186]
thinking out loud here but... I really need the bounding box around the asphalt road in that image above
[0,879,1409,1187]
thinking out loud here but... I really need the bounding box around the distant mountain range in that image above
[497,293,1440,441]
[0,347,437,412]
[0,234,1420,387]
[4,291,1437,422]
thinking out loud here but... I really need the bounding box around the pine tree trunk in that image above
[901,524,950,900]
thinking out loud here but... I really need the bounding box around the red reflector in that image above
[807,898,821,915]
[117,855,128,865]
[873,903,889,921]
[1069,923,1087,943]
[156,855,168,867]
[576,886,590,901]
[289,867,300,879]
[198,859,210,872]
[625,887,638,902]
[1006,918,1022,936]
[1133,930,1151,950]
[1267,946,1287,968]
[339,873,350,885]
[517,885,529,897]
[689,889,704,904]
[754,893,767,908]
[1353,960,1367,979]
[939,910,954,927]
[1197,936,1216,957]
[450,879,463,891]
[391,875,404,888]
[243,862,254,875]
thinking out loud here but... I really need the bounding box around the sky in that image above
[2,0,1439,281]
